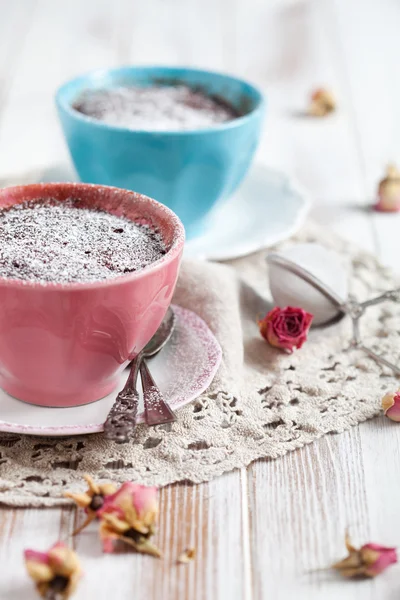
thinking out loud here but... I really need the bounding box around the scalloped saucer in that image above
[185,163,310,261]
[0,306,221,437]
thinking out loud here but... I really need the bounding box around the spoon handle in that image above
[140,360,176,426]
[104,353,142,443]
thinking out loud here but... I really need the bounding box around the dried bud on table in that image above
[177,547,196,564]
[332,533,397,578]
[375,164,400,212]
[309,88,336,116]
[98,482,161,557]
[382,390,400,421]
[65,474,117,535]
[24,542,82,599]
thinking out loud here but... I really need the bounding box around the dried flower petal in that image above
[65,475,117,535]
[375,164,400,212]
[97,482,161,557]
[258,306,313,353]
[309,88,336,117]
[332,533,397,578]
[24,542,82,599]
[382,390,400,421]
[178,547,196,564]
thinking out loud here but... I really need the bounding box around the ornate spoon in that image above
[104,307,177,443]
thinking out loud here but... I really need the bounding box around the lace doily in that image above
[0,223,398,507]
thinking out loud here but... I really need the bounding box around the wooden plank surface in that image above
[0,474,246,600]
[1,0,400,598]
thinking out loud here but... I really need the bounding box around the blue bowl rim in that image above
[55,65,265,136]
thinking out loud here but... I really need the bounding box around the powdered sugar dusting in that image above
[73,85,238,131]
[0,199,166,284]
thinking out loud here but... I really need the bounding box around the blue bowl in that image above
[56,66,265,237]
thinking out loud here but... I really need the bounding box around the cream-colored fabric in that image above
[0,223,398,507]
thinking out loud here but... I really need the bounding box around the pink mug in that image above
[0,183,185,407]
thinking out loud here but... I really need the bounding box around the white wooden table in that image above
[1,0,400,597]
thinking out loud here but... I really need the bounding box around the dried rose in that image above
[24,542,82,599]
[375,164,400,212]
[97,482,161,557]
[332,533,397,578]
[65,474,117,535]
[309,88,336,117]
[178,547,196,564]
[258,306,313,353]
[382,390,400,421]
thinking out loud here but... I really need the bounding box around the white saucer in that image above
[185,163,310,261]
[0,306,221,437]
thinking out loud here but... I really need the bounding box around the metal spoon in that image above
[139,309,177,426]
[104,307,177,443]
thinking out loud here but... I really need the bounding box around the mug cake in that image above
[0,183,184,407]
[56,66,265,235]
[0,198,166,284]
[73,84,241,131]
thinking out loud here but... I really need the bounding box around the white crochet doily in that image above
[0,223,398,506]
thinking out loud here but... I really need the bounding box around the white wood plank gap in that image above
[240,467,253,600]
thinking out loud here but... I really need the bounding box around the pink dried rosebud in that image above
[65,474,117,535]
[97,482,161,557]
[332,533,397,578]
[24,542,82,599]
[309,88,336,116]
[375,164,400,212]
[258,306,313,353]
[382,390,400,421]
